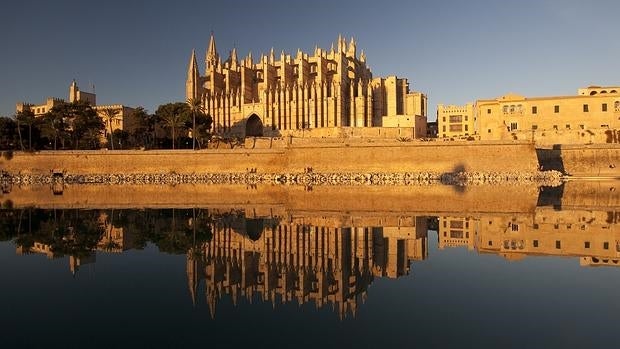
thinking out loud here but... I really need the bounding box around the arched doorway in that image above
[245,114,264,137]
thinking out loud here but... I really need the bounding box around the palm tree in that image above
[101,108,119,150]
[187,98,203,150]
[160,113,185,149]
[15,111,35,151]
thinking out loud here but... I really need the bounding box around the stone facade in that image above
[437,103,475,138]
[475,86,620,143]
[16,81,137,139]
[186,34,427,138]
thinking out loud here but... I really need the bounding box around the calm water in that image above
[1,185,619,348]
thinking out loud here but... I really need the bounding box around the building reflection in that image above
[187,214,428,318]
[437,208,620,265]
[5,202,620,318]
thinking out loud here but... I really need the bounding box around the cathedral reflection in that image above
[187,214,428,318]
[3,203,619,318]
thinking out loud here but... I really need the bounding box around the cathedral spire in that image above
[206,32,219,70]
[186,49,200,101]
[348,37,357,57]
[230,47,238,66]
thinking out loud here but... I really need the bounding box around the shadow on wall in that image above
[536,144,566,174]
[536,183,565,209]
[605,129,620,144]
[444,163,467,195]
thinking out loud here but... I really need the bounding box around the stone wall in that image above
[0,141,538,175]
[0,183,539,215]
[536,144,620,176]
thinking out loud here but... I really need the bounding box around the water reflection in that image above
[2,185,619,319]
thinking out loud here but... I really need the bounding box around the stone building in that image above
[475,86,620,144]
[186,34,427,138]
[437,103,475,138]
[16,80,137,141]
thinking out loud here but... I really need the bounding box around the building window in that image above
[488,241,492,246]
[601,124,609,128]
[465,116,468,121]
[555,240,561,249]
[533,240,539,247]
[615,101,620,111]
[553,125,558,130]
[584,241,590,249]
[604,242,609,250]
[602,103,608,112]
[511,224,519,231]
[532,125,538,130]
[443,117,446,122]
[503,105,509,113]
[487,129,491,133]
[579,124,585,129]
[465,125,469,131]
[450,125,463,132]
[554,105,560,113]
[583,104,589,112]
[449,115,462,123]
[442,126,446,132]
[487,109,491,114]
[566,124,570,129]
[532,106,537,114]
[510,122,518,131]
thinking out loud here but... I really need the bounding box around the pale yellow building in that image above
[476,86,620,144]
[16,80,137,141]
[186,34,427,138]
[437,103,475,138]
[437,216,476,250]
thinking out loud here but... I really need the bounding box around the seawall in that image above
[0,141,538,175]
[536,144,620,176]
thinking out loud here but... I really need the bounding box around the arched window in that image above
[615,101,620,111]
[509,105,515,113]
[590,91,598,95]
[502,105,508,113]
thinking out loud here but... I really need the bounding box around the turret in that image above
[69,79,79,103]
[206,32,219,70]
[186,49,201,101]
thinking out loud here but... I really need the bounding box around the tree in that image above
[196,113,213,149]
[42,101,103,150]
[155,103,190,149]
[131,107,157,149]
[187,98,203,150]
[101,108,119,150]
[0,117,18,150]
[112,129,130,149]
[14,110,35,151]
[39,112,66,150]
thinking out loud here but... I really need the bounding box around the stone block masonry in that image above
[0,141,538,176]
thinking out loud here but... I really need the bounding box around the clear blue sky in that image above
[1,0,619,120]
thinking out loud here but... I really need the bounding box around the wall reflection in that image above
[1,183,619,319]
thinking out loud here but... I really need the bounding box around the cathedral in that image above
[186,34,427,138]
